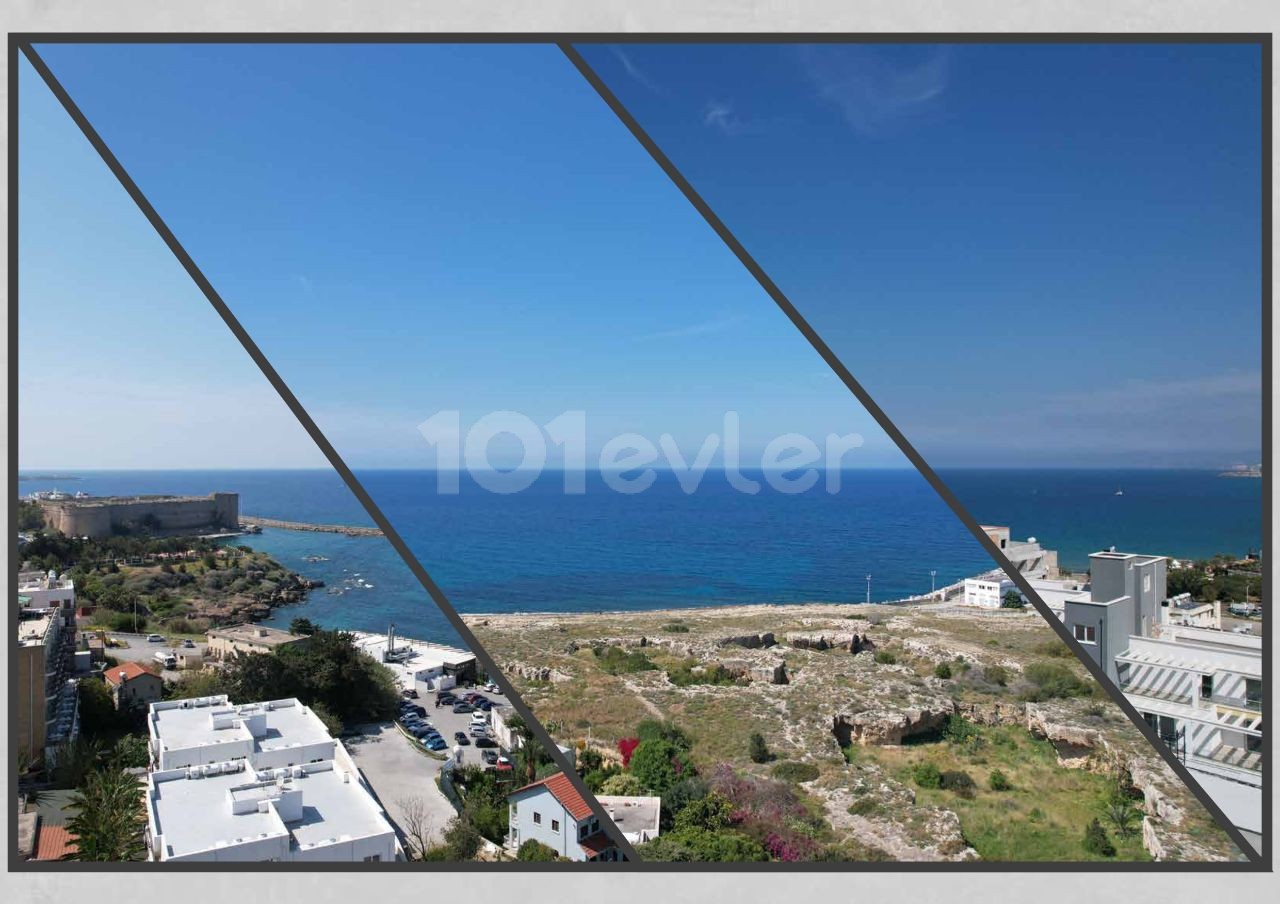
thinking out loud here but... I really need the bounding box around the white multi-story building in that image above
[1116,622,1262,849]
[144,696,399,862]
[148,696,336,771]
[145,758,397,862]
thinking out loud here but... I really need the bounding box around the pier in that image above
[239,515,384,537]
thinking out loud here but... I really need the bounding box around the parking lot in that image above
[345,683,514,849]
[102,632,199,680]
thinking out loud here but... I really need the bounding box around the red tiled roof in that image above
[104,661,155,686]
[510,772,594,821]
[579,832,616,857]
[35,826,77,861]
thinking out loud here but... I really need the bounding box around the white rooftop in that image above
[149,696,335,769]
[348,630,474,683]
[148,760,394,860]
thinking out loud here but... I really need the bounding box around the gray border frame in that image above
[6,31,1269,872]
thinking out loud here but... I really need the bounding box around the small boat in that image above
[1114,488,1124,496]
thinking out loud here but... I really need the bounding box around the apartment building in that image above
[1063,549,1263,851]
[144,696,398,862]
[16,575,79,763]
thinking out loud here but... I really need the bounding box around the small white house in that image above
[962,577,1015,609]
[507,773,619,861]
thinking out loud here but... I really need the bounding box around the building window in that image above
[363,854,381,862]
[551,819,560,833]
[1143,574,1152,593]
[533,812,541,825]
[1200,675,1213,700]
[1073,624,1096,644]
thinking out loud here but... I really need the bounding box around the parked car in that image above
[453,731,471,745]
[474,737,498,748]
[468,726,489,739]
[425,737,448,751]
[181,639,196,649]
[452,703,474,714]
[401,688,419,699]
[481,750,499,765]
[408,705,427,717]
[147,633,165,643]
[412,725,436,739]
[469,712,487,724]
[477,700,493,711]
[484,682,499,693]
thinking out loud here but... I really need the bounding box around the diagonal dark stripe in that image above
[559,40,1262,863]
[19,41,639,865]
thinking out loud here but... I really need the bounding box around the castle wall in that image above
[39,493,239,539]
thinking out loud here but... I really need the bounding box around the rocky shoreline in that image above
[240,515,384,537]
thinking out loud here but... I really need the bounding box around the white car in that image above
[147,633,165,643]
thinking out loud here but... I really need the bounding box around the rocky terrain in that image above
[468,602,1243,863]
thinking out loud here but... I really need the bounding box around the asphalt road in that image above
[344,722,455,849]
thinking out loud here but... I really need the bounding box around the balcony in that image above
[1192,741,1262,774]
[1119,681,1194,707]
[1209,692,1263,714]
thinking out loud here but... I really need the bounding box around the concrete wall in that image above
[40,493,239,539]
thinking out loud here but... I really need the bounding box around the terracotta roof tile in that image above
[510,772,594,821]
[104,662,155,686]
[35,826,77,861]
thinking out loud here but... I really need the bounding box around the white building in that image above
[144,696,399,862]
[18,570,76,609]
[349,629,476,693]
[597,795,661,845]
[962,577,1015,609]
[145,758,397,862]
[1024,577,1091,619]
[507,773,619,861]
[1115,622,1262,849]
[148,696,336,771]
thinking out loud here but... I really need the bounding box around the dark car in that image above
[408,705,427,718]
[474,737,498,749]
[425,737,448,751]
[453,731,471,745]
[481,750,499,765]
[477,700,493,711]
[452,703,474,714]
[412,725,435,739]
[401,688,419,699]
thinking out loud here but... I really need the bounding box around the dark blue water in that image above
[18,469,1260,645]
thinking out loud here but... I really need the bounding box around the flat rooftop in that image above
[208,624,304,648]
[41,493,230,508]
[18,611,56,646]
[597,795,661,836]
[149,762,391,859]
[349,631,475,673]
[151,697,333,758]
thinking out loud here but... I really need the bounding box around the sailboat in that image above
[1114,487,1124,496]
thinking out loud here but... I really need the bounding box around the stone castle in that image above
[38,492,239,539]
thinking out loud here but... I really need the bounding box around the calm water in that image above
[18,469,1261,645]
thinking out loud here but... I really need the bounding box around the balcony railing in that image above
[1209,692,1263,713]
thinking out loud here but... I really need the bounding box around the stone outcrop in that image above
[717,631,776,649]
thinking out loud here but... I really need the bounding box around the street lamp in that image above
[930,570,937,594]
[865,574,872,605]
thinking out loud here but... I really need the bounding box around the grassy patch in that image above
[864,723,1150,861]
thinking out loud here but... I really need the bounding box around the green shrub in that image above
[939,770,976,798]
[1021,661,1093,701]
[984,664,1011,687]
[988,769,1011,791]
[847,798,883,817]
[666,660,737,687]
[874,650,897,665]
[912,761,942,789]
[661,623,690,633]
[933,662,953,680]
[517,839,560,861]
[1082,818,1116,857]
[593,645,656,674]
[748,732,771,764]
[770,761,820,783]
[941,714,979,744]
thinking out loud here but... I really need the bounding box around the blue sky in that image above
[20,43,1261,470]
[580,43,1264,467]
[20,44,893,471]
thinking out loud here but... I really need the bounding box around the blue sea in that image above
[17,469,1262,646]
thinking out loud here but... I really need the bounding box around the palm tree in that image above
[64,767,146,861]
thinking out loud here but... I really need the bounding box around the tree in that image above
[441,814,482,860]
[516,839,560,861]
[64,767,146,861]
[630,739,692,795]
[599,772,645,795]
[289,617,318,636]
[748,732,771,764]
[933,662,953,680]
[1001,590,1026,609]
[673,791,734,833]
[639,828,768,862]
[397,795,437,860]
[78,678,123,738]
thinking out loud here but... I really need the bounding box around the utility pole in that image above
[930,570,937,595]
[865,574,872,605]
